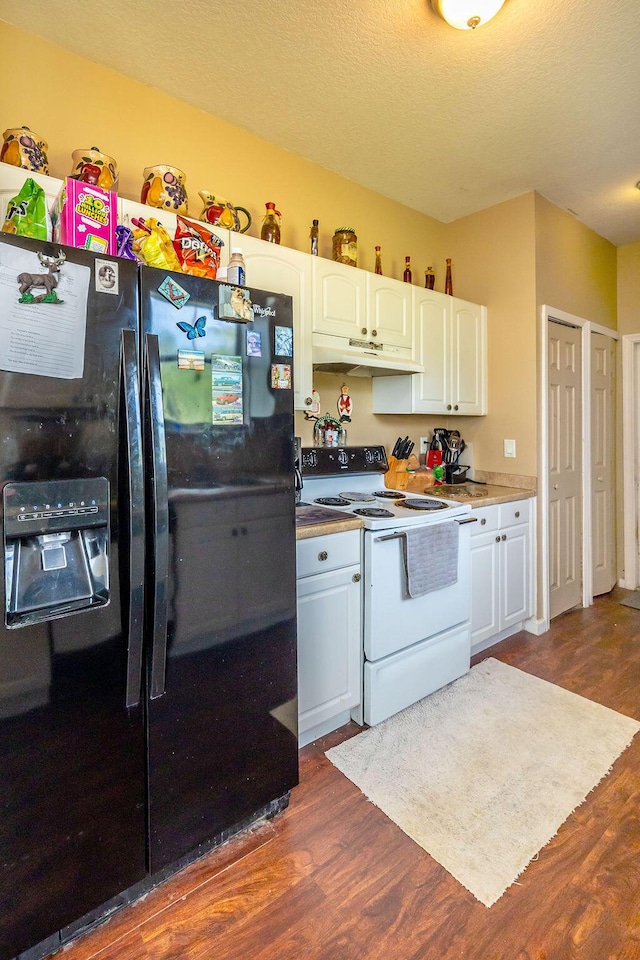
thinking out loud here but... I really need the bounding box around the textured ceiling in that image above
[2,0,640,245]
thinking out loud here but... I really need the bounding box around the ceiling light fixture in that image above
[431,0,507,30]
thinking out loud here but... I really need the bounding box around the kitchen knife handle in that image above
[145,333,169,700]
[121,329,145,709]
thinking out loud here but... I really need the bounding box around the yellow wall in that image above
[616,242,640,579]
[447,193,538,476]
[0,21,447,281]
[617,242,640,335]
[535,194,617,327]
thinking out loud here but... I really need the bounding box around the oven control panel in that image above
[301,445,389,475]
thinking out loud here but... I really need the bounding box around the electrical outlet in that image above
[504,439,516,458]
[420,436,429,454]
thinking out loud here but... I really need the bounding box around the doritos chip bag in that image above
[2,177,50,240]
[173,216,223,279]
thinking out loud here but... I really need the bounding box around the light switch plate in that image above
[420,437,429,454]
[504,439,516,458]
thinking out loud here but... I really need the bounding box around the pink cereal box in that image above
[51,178,116,255]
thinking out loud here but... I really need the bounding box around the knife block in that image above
[385,456,436,493]
[384,456,410,490]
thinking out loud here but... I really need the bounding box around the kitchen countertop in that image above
[430,482,535,508]
[296,516,363,539]
[295,502,363,540]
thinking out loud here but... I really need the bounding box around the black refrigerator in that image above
[0,234,298,960]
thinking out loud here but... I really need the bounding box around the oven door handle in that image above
[376,516,477,541]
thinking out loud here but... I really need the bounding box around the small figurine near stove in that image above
[337,383,352,422]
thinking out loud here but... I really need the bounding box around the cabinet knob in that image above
[501,534,507,541]
[495,536,500,542]
[454,405,459,411]
[304,397,313,406]
[371,329,377,337]
[481,518,486,525]
[515,511,520,518]
[447,404,452,411]
[553,483,559,490]
[318,551,328,561]
[352,573,361,583]
[361,327,368,336]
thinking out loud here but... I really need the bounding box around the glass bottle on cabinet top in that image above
[445,258,453,295]
[425,265,435,289]
[310,219,319,256]
[261,202,281,243]
[374,246,383,275]
[403,256,412,283]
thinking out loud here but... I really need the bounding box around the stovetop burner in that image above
[374,490,405,500]
[315,496,351,506]
[340,491,376,502]
[352,507,395,518]
[399,498,449,511]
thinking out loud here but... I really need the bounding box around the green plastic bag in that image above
[2,177,50,240]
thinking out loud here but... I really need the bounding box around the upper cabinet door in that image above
[366,274,413,349]
[312,258,366,339]
[451,298,487,415]
[241,234,314,412]
[411,289,450,414]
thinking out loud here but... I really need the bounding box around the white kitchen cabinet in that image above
[470,499,533,652]
[238,233,314,412]
[312,257,367,340]
[365,273,413,349]
[296,530,362,747]
[371,289,487,415]
[312,259,413,350]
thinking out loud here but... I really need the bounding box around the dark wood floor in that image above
[61,588,640,960]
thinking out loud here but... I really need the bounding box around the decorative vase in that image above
[70,147,119,191]
[198,190,251,232]
[141,165,188,214]
[1,126,49,174]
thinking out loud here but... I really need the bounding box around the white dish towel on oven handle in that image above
[401,522,459,598]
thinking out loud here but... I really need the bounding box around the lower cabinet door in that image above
[500,523,530,627]
[297,564,361,743]
[470,533,501,647]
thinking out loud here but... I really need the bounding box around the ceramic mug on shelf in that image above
[70,147,119,190]
[1,126,49,174]
[141,164,188,214]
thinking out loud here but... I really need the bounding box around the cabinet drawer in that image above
[470,504,499,535]
[296,529,360,578]
[499,499,530,528]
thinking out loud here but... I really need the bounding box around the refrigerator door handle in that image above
[121,329,145,709]
[145,333,169,699]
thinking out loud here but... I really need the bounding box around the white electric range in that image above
[299,446,477,726]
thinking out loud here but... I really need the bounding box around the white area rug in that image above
[326,658,640,906]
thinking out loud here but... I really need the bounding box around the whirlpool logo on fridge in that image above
[252,303,276,318]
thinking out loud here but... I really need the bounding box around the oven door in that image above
[363,518,472,663]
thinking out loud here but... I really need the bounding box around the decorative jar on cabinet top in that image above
[332,228,357,267]
[1,126,49,174]
[70,147,118,190]
[141,165,188,214]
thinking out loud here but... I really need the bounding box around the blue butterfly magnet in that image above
[176,316,207,340]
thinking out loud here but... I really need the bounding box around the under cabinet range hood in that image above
[312,333,424,377]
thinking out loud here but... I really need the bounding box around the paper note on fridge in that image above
[0,245,90,379]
